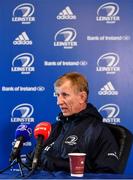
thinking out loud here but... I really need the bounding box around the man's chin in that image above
[62,112,71,117]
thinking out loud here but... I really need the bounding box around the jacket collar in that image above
[57,103,103,124]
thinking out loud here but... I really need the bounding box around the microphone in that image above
[32,122,51,170]
[10,124,32,162]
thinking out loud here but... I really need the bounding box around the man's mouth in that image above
[60,107,68,112]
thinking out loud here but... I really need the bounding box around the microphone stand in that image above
[0,155,31,177]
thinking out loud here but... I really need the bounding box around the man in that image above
[28,72,119,173]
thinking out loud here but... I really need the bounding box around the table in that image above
[0,170,133,179]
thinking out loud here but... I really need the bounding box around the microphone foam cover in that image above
[34,122,51,140]
[15,124,32,142]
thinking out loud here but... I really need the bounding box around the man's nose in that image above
[57,95,64,105]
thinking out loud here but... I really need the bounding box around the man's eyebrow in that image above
[62,92,69,95]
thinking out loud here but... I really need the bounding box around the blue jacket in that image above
[28,103,119,173]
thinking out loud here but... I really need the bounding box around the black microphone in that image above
[10,124,32,162]
[32,122,51,170]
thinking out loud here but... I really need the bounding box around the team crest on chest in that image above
[65,135,78,145]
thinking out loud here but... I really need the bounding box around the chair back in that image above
[106,123,133,173]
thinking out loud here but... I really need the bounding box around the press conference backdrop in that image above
[0,0,133,175]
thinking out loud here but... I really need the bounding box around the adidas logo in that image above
[13,32,32,45]
[98,81,118,95]
[57,6,76,20]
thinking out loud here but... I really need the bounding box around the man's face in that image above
[55,80,86,116]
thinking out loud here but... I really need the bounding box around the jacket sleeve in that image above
[25,122,63,169]
[40,153,70,171]
[39,121,70,171]
[89,125,119,173]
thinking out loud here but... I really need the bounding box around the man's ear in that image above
[79,91,87,103]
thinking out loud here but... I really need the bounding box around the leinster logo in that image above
[12,103,33,118]
[96,2,120,23]
[12,3,35,24]
[11,103,34,123]
[54,28,77,49]
[11,53,35,75]
[99,104,120,124]
[96,52,120,74]
[65,135,78,145]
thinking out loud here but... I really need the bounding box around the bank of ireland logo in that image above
[96,52,120,74]
[11,103,34,123]
[54,28,77,49]
[11,53,35,75]
[96,2,120,23]
[12,3,35,24]
[98,81,118,96]
[99,104,120,124]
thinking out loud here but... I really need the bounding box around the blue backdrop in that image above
[0,0,133,175]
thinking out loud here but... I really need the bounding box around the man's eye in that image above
[62,93,69,97]
[54,92,69,97]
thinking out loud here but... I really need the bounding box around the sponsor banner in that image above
[1,86,45,92]
[0,0,132,174]
[87,35,130,41]
[44,60,88,66]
